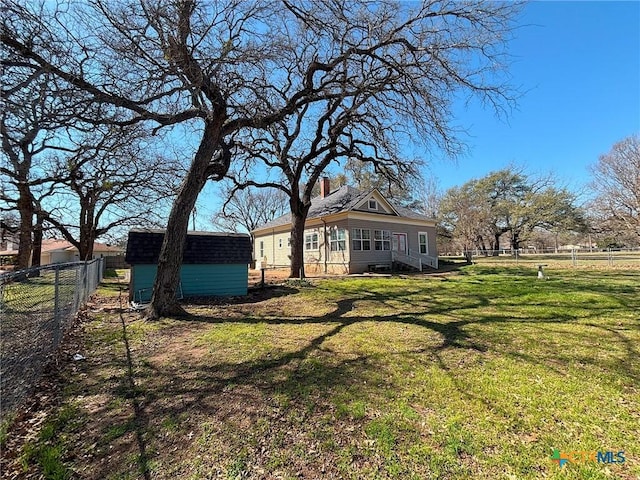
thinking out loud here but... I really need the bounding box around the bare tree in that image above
[3,0,521,315]
[42,125,179,260]
[229,0,520,277]
[211,185,288,245]
[439,183,492,260]
[1,8,177,265]
[590,135,640,241]
[0,30,81,268]
[232,90,422,277]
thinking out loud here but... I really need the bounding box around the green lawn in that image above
[8,266,639,479]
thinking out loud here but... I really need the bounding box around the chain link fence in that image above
[0,259,103,421]
[445,248,640,268]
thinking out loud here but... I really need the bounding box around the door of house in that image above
[392,233,407,254]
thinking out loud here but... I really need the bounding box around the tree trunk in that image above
[78,222,95,261]
[30,214,43,269]
[16,185,34,270]
[493,233,501,256]
[78,235,94,261]
[511,231,520,251]
[289,197,311,279]
[147,123,224,320]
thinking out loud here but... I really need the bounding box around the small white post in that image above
[537,264,547,279]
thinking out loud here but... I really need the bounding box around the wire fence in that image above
[0,259,103,421]
[443,248,640,268]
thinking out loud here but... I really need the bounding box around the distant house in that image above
[252,178,438,274]
[125,229,252,303]
[558,244,583,251]
[0,223,20,266]
[40,239,124,264]
[0,238,123,266]
[0,222,19,253]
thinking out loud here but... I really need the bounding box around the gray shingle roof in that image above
[393,205,433,221]
[125,229,252,265]
[254,185,432,231]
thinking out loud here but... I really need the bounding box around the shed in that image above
[125,229,252,303]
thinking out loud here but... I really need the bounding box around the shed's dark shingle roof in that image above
[254,185,433,231]
[125,229,252,265]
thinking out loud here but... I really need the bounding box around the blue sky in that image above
[198,1,639,227]
[426,0,640,195]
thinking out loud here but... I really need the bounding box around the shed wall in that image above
[131,263,248,302]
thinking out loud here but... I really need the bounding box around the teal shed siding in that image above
[131,264,248,301]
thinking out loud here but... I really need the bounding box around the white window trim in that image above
[329,228,347,251]
[418,231,429,255]
[374,229,391,251]
[368,199,378,210]
[305,232,319,250]
[352,228,371,251]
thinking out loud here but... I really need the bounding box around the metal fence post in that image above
[54,266,60,323]
[53,265,63,349]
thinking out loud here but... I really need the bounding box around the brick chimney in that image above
[320,177,330,198]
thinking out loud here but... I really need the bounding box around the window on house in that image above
[374,230,391,250]
[305,232,319,250]
[418,232,429,254]
[368,199,378,210]
[352,228,371,251]
[329,228,346,251]
[287,237,291,247]
[259,241,264,258]
[278,238,283,248]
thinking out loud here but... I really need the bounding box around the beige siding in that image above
[346,218,437,273]
[321,219,351,273]
[254,212,437,274]
[253,222,351,273]
[347,218,394,272]
[254,229,292,268]
[301,221,351,274]
[352,190,396,215]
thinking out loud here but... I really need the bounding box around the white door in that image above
[392,233,407,253]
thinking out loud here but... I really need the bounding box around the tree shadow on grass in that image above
[180,285,301,307]
[106,274,639,476]
[136,281,638,408]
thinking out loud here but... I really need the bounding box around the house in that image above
[0,237,123,266]
[0,223,20,267]
[40,239,124,264]
[0,221,19,253]
[252,178,438,274]
[125,229,252,303]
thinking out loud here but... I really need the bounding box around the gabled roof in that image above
[125,229,252,265]
[254,185,433,232]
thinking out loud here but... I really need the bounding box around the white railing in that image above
[391,250,439,270]
[410,250,439,269]
[391,250,422,270]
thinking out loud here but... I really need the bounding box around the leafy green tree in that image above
[440,168,585,253]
